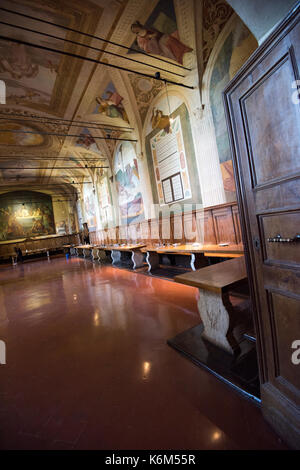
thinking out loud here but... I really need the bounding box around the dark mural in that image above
[209,19,257,200]
[0,191,55,241]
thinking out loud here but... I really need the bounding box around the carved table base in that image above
[197,288,250,355]
[131,251,144,269]
[146,251,160,272]
[111,250,121,265]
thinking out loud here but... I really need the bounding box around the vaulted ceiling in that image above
[0,0,231,199]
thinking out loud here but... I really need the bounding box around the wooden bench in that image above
[0,234,80,264]
[174,256,251,355]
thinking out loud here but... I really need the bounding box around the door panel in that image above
[259,211,300,267]
[269,291,300,394]
[224,5,300,448]
[241,52,300,187]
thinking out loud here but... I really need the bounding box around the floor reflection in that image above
[0,258,285,450]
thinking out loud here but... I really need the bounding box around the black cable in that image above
[0,156,107,160]
[0,112,133,131]
[0,6,191,71]
[2,179,93,184]
[0,35,194,90]
[0,167,109,169]
[0,116,133,132]
[0,20,185,78]
[0,129,137,142]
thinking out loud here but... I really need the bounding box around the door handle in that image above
[267,234,300,243]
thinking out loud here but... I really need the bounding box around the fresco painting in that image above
[0,5,66,107]
[53,200,77,235]
[151,108,172,133]
[130,0,192,64]
[150,115,192,206]
[83,183,97,229]
[75,127,102,157]
[94,82,128,122]
[146,101,201,207]
[210,19,257,198]
[69,211,77,233]
[98,176,113,229]
[114,143,144,224]
[0,191,55,241]
[0,122,45,146]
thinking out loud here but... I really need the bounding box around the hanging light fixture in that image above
[165,80,174,125]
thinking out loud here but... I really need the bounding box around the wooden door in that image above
[224,5,300,449]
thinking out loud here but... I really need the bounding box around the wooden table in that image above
[142,244,244,272]
[175,256,249,355]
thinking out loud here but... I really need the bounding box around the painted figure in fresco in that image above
[31,218,45,234]
[76,132,96,149]
[0,43,39,79]
[8,215,24,238]
[69,212,76,233]
[0,207,24,239]
[0,192,55,240]
[151,108,172,133]
[96,90,129,122]
[115,157,144,223]
[40,206,55,233]
[131,21,192,65]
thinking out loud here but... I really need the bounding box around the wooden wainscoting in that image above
[0,233,80,260]
[90,202,243,249]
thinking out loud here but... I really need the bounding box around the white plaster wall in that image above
[227,0,297,44]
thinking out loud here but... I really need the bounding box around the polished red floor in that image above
[0,257,286,450]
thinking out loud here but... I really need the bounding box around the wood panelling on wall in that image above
[90,202,242,247]
[0,233,79,259]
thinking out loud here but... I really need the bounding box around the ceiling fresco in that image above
[202,0,233,69]
[93,81,129,123]
[0,122,45,147]
[128,74,164,124]
[0,0,104,115]
[0,0,238,202]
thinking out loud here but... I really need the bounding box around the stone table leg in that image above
[111,250,121,265]
[146,251,159,272]
[131,250,145,269]
[76,247,83,257]
[197,288,247,355]
[98,249,108,263]
[70,247,76,256]
[92,248,99,261]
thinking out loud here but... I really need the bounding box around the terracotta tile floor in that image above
[0,258,286,450]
